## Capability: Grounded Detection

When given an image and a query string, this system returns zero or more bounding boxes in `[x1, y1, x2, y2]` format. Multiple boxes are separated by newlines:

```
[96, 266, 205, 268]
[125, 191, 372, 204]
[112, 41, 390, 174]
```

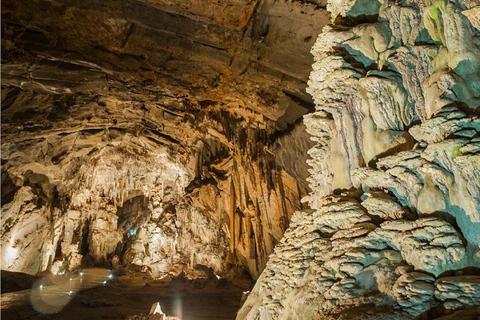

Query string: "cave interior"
[2, 0, 480, 319]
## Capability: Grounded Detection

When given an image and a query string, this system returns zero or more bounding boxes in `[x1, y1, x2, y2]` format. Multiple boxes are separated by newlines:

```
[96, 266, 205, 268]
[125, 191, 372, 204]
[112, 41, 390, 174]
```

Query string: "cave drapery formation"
[2, 0, 480, 319]
[1, 0, 329, 280]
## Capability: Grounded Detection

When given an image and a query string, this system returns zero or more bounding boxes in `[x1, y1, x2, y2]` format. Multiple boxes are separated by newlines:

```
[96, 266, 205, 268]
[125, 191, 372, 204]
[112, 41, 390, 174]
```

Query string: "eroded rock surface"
[239, 0, 480, 318]
[0, 65, 307, 279]
[1, 0, 331, 280]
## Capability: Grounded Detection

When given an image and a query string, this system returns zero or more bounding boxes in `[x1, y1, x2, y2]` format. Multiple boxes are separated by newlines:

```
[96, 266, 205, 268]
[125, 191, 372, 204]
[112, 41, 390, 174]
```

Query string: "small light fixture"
[128, 227, 137, 237]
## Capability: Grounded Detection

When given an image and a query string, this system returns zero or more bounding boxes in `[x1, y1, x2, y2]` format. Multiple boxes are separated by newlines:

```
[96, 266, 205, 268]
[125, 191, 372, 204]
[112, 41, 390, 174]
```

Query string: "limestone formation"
[238, 0, 480, 318]
[435, 276, 480, 309]
[1, 0, 329, 280]
[2, 0, 480, 318]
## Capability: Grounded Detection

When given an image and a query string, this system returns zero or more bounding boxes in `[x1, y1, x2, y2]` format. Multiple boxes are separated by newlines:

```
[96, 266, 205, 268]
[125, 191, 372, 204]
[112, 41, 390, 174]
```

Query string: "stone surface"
[1, 271, 245, 319]
[2, 0, 480, 318]
[238, 0, 480, 318]
[1, 0, 330, 280]
[435, 276, 480, 309]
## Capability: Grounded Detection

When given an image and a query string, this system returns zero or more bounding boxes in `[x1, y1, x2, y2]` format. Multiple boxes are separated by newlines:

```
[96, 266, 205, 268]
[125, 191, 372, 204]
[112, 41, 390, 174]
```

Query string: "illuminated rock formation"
[238, 0, 480, 318]
[2, 0, 480, 318]
[1, 0, 330, 279]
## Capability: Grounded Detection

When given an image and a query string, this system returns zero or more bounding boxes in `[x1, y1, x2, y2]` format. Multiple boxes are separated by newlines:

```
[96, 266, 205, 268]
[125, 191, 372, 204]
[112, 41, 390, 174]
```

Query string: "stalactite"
[229, 179, 236, 255]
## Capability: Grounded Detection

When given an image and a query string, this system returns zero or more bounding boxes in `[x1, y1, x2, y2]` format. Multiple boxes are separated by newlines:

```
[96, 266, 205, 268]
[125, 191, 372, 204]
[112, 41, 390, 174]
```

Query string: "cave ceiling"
[1, 0, 331, 186]
[2, 0, 328, 128]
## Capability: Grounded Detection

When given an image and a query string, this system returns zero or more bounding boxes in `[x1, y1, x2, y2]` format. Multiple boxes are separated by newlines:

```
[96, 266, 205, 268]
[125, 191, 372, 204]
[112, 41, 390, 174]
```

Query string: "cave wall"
[238, 0, 480, 318]
[1, 0, 330, 279]
[0, 65, 307, 279]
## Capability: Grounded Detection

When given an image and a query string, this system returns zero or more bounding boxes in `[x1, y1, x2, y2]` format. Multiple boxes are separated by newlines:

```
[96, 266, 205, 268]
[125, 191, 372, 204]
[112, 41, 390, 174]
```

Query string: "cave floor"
[1, 271, 247, 320]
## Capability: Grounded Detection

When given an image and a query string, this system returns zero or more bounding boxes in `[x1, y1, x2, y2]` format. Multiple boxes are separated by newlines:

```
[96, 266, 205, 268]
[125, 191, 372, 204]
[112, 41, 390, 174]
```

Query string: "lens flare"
[30, 268, 112, 314]
[31, 278, 76, 314]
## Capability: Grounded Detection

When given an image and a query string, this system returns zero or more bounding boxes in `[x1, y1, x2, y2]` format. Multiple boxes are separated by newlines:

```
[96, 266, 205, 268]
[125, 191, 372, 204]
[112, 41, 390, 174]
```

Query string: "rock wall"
[1, 0, 333, 279]
[238, 0, 480, 318]
[0, 60, 309, 279]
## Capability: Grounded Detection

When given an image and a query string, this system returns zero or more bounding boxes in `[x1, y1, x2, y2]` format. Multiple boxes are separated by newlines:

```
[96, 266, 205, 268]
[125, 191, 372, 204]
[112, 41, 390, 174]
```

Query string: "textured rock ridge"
[238, 0, 480, 318]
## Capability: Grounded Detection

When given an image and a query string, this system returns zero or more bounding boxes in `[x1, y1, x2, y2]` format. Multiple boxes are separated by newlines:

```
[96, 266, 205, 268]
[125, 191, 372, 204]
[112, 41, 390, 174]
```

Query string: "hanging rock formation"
[1, 0, 331, 279]
[238, 0, 480, 318]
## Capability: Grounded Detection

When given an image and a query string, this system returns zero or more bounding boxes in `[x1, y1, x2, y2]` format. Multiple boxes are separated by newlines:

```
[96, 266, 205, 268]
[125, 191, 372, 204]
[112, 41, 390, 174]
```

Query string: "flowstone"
[238, 0, 480, 318]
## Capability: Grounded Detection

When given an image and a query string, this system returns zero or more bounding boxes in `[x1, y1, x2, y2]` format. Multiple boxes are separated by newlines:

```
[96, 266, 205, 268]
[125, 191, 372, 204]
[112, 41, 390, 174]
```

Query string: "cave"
[1, 0, 480, 319]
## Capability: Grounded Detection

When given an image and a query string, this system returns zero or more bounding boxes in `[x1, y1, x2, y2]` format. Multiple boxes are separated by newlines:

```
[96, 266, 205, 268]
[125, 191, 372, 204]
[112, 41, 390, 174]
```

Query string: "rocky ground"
[1, 269, 249, 320]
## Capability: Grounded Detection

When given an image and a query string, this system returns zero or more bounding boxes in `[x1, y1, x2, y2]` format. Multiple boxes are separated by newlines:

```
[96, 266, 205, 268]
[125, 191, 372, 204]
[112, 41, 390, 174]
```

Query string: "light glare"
[6, 246, 18, 262]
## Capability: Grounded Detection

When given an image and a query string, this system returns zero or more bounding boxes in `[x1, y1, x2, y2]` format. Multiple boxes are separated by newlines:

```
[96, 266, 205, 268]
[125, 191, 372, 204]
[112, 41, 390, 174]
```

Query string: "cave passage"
[3, 0, 480, 319]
